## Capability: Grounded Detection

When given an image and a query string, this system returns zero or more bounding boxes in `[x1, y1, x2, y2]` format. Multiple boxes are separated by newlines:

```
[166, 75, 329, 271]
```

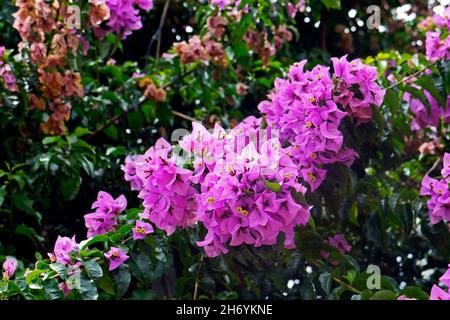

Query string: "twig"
[425, 156, 442, 177]
[385, 61, 438, 91]
[86, 108, 196, 141]
[146, 0, 171, 64]
[193, 254, 204, 300]
[309, 259, 361, 295]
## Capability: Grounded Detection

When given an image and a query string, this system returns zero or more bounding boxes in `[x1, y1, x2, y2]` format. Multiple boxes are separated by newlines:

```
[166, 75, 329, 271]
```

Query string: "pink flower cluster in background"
[420, 153, 450, 225]
[0, 46, 17, 92]
[423, 7, 450, 61]
[104, 0, 154, 39]
[320, 233, 352, 266]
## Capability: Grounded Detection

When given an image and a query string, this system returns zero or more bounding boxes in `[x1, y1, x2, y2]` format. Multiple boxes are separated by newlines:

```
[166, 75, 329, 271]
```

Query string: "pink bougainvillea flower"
[430, 285, 450, 300]
[104, 0, 154, 39]
[48, 236, 78, 265]
[132, 220, 154, 240]
[104, 247, 129, 271]
[321, 234, 352, 266]
[2, 257, 17, 280]
[420, 153, 450, 225]
[84, 191, 127, 237]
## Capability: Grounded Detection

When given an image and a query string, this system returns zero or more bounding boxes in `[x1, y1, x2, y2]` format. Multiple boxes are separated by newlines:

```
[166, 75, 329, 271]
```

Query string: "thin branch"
[193, 254, 204, 300]
[385, 61, 438, 91]
[146, 0, 171, 63]
[425, 156, 442, 177]
[309, 259, 361, 295]
[86, 108, 196, 141]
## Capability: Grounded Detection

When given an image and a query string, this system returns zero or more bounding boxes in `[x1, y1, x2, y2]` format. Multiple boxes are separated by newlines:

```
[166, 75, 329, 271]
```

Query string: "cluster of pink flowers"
[422, 7, 450, 62]
[210, 0, 233, 11]
[0, 46, 18, 92]
[2, 258, 17, 280]
[320, 233, 352, 266]
[288, 0, 306, 18]
[332, 55, 386, 124]
[121, 138, 198, 235]
[404, 89, 450, 131]
[185, 122, 310, 257]
[258, 58, 365, 191]
[430, 264, 450, 300]
[420, 153, 450, 225]
[104, 0, 153, 39]
[48, 236, 79, 265]
[121, 118, 311, 257]
[84, 191, 127, 237]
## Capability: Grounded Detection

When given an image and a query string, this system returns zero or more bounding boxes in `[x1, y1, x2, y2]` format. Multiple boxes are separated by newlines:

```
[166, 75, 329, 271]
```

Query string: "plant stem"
[385, 61, 438, 91]
[193, 254, 204, 300]
[309, 259, 362, 295]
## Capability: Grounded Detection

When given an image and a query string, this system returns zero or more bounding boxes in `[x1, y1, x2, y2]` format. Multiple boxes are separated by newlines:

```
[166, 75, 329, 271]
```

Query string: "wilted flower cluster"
[258, 59, 365, 190]
[12, 0, 110, 135]
[404, 88, 450, 131]
[243, 25, 293, 65]
[104, 0, 153, 39]
[171, 33, 228, 68]
[420, 153, 450, 225]
[84, 191, 127, 237]
[137, 76, 167, 102]
[430, 264, 450, 300]
[0, 46, 18, 92]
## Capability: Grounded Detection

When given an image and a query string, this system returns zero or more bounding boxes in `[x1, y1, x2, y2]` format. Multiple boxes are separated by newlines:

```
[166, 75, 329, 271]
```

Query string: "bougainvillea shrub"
[0, 0, 450, 300]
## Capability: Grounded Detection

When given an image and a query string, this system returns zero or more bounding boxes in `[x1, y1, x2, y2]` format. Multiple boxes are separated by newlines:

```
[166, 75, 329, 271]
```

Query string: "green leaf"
[78, 273, 98, 300]
[83, 260, 103, 281]
[44, 279, 64, 300]
[72, 127, 92, 138]
[321, 0, 341, 10]
[60, 175, 81, 201]
[104, 125, 119, 140]
[319, 272, 332, 297]
[42, 136, 63, 145]
[15, 224, 44, 243]
[50, 263, 68, 281]
[299, 277, 316, 300]
[80, 234, 109, 249]
[0, 185, 6, 207]
[263, 179, 281, 192]
[369, 290, 398, 300]
[111, 267, 131, 299]
[399, 286, 429, 300]
[349, 203, 359, 227]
